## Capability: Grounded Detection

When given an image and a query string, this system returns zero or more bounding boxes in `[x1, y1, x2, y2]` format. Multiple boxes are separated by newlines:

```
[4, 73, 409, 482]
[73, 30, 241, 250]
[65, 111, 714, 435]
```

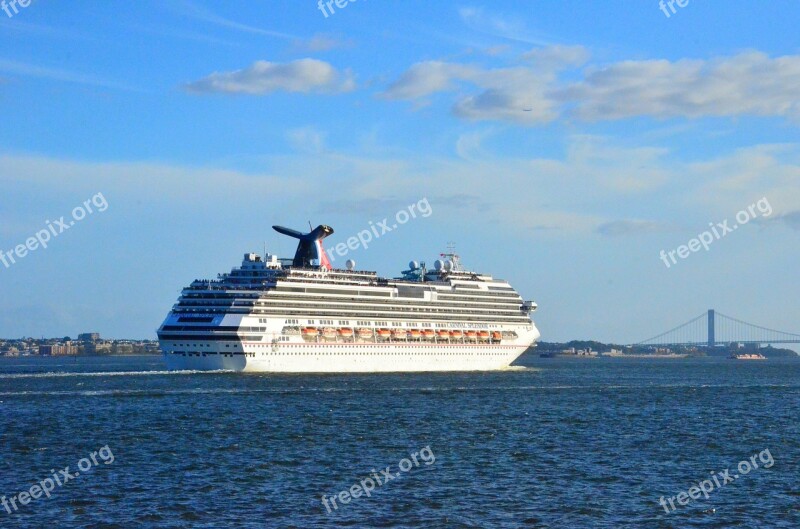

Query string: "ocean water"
[0, 354, 798, 528]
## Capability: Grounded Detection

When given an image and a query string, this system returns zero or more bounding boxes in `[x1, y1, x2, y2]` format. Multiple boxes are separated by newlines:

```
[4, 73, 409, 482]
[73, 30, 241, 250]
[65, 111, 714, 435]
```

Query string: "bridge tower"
[708, 309, 715, 348]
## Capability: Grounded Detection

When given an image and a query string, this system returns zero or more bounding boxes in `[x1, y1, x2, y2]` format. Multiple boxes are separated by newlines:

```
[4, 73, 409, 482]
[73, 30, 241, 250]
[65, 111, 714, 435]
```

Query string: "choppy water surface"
[1, 354, 798, 528]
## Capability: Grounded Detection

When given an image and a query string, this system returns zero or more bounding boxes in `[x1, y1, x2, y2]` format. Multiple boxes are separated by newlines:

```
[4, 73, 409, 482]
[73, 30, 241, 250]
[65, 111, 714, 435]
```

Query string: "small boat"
[466, 330, 478, 339]
[338, 328, 354, 337]
[478, 331, 490, 341]
[437, 330, 450, 338]
[302, 327, 318, 336]
[450, 330, 463, 339]
[358, 328, 373, 338]
[409, 329, 421, 339]
[491, 331, 502, 341]
[377, 329, 391, 338]
[322, 328, 337, 338]
[392, 330, 408, 339]
[422, 329, 435, 340]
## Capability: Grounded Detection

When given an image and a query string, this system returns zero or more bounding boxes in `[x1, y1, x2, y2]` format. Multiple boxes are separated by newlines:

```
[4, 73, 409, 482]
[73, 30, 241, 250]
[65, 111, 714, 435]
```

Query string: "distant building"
[78, 333, 100, 342]
[111, 342, 134, 355]
[39, 343, 76, 356]
[85, 341, 112, 355]
[1, 346, 20, 357]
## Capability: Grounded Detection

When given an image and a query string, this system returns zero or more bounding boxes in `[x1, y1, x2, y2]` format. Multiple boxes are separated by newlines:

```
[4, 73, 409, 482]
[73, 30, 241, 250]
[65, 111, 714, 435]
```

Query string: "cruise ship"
[157, 224, 540, 372]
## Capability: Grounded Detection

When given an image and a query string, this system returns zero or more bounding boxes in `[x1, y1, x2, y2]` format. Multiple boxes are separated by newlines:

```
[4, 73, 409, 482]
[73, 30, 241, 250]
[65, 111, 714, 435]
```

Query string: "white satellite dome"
[345, 259, 356, 270]
[409, 260, 419, 271]
[434, 259, 445, 271]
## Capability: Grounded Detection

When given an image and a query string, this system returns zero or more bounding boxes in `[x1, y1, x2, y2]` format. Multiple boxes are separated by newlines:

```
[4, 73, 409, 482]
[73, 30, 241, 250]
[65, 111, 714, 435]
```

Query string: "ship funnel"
[272, 224, 334, 269]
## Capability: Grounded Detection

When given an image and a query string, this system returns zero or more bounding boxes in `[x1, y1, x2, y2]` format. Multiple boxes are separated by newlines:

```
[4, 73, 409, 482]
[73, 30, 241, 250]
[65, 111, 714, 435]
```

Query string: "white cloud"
[383, 61, 479, 100]
[383, 60, 558, 124]
[561, 52, 800, 121]
[453, 83, 557, 124]
[384, 49, 800, 125]
[186, 59, 355, 95]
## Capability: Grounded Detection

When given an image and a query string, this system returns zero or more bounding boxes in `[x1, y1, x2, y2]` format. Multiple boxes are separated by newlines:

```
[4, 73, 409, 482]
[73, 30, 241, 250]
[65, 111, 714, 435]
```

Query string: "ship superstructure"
[158, 225, 540, 372]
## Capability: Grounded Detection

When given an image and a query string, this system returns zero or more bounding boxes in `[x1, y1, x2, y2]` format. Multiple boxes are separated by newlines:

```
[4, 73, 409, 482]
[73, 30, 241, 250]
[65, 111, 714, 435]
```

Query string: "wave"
[0, 387, 319, 397]
[0, 369, 232, 379]
[1, 382, 796, 398]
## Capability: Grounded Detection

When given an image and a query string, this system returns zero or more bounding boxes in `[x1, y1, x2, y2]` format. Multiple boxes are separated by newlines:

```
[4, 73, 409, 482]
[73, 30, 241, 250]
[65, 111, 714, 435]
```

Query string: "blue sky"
[0, 0, 798, 344]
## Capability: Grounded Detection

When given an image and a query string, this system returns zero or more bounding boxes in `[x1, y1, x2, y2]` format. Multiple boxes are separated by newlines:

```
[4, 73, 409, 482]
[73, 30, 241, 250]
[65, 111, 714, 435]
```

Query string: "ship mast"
[441, 241, 462, 271]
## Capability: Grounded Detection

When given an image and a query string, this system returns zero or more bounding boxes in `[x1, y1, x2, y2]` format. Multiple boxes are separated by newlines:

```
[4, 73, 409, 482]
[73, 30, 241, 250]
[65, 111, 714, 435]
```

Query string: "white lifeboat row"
[298, 327, 504, 342]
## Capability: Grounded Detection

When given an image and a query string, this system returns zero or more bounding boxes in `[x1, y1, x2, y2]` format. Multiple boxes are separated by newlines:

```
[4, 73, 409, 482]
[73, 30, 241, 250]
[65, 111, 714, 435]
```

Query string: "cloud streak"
[596, 220, 671, 237]
[176, 0, 295, 40]
[186, 59, 355, 95]
[0, 59, 138, 91]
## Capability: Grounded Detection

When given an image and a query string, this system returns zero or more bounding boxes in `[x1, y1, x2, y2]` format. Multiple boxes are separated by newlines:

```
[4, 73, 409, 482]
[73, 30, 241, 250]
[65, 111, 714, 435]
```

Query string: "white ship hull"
[162, 338, 536, 373]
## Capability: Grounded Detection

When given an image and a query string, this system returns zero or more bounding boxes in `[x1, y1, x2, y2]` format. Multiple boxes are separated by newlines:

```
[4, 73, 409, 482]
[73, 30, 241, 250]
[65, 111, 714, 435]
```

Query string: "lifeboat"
[322, 328, 337, 338]
[450, 330, 463, 339]
[478, 331, 490, 340]
[466, 330, 478, 339]
[358, 328, 373, 339]
[377, 328, 391, 338]
[409, 329, 421, 339]
[392, 329, 408, 339]
[492, 331, 502, 341]
[302, 327, 318, 337]
[422, 329, 435, 340]
[437, 330, 450, 338]
[338, 328, 354, 338]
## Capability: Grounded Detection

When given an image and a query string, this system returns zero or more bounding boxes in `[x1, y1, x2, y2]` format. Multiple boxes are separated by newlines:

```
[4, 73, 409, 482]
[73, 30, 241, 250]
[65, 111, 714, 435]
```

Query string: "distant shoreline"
[3, 338, 798, 359]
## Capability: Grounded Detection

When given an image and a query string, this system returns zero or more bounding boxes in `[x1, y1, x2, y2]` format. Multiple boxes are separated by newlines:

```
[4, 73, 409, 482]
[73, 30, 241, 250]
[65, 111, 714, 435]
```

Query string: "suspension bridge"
[633, 310, 800, 347]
